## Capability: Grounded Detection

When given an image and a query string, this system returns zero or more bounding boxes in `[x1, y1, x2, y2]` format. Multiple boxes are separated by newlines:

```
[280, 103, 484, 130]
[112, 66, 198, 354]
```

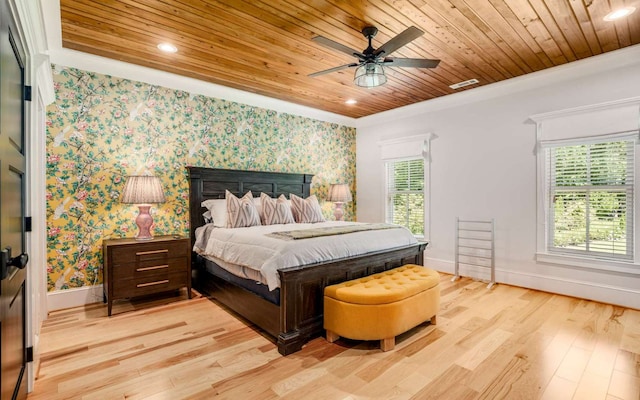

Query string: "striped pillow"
[225, 190, 261, 228]
[260, 193, 295, 225]
[290, 194, 325, 223]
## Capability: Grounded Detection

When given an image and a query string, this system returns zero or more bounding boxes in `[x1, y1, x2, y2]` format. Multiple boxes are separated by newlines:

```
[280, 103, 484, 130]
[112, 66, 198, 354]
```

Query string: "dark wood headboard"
[186, 167, 313, 245]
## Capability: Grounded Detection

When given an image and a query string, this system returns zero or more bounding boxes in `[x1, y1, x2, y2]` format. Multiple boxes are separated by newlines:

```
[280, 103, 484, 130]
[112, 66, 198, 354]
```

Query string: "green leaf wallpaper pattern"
[46, 65, 356, 291]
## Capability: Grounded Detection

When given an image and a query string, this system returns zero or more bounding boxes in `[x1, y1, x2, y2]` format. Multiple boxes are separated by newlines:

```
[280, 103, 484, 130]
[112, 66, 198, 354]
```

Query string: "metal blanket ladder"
[452, 217, 496, 289]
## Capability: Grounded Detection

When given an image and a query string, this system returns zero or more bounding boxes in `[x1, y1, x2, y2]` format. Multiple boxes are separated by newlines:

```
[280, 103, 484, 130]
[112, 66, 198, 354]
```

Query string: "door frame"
[5, 0, 55, 393]
[25, 83, 49, 391]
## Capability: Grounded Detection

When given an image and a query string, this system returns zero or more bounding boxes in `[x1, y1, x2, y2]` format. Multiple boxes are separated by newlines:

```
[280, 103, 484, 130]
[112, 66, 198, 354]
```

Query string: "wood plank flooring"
[29, 275, 640, 400]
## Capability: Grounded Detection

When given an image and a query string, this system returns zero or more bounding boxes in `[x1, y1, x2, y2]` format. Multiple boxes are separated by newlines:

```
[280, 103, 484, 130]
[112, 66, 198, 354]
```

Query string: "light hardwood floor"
[29, 275, 640, 400]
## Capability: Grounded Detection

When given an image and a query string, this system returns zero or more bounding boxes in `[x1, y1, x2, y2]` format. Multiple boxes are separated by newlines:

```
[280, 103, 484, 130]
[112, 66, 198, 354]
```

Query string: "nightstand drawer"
[112, 256, 188, 281]
[113, 270, 189, 298]
[111, 240, 189, 264]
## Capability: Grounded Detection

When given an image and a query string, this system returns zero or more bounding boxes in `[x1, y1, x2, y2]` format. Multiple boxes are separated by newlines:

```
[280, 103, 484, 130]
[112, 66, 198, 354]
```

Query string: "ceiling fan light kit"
[310, 25, 440, 88]
[354, 63, 387, 88]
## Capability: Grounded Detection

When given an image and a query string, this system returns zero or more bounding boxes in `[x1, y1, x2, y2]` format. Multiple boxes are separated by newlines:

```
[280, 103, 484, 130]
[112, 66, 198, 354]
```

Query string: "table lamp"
[121, 175, 166, 240]
[327, 183, 352, 221]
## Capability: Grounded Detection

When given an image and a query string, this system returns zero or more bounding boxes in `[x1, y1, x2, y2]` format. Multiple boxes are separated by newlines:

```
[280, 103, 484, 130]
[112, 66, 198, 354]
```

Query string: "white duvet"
[193, 221, 418, 291]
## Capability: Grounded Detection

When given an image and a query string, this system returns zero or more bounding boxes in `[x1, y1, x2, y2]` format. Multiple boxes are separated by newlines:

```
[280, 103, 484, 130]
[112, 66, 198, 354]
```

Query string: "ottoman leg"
[326, 330, 340, 343]
[431, 315, 437, 325]
[380, 337, 395, 352]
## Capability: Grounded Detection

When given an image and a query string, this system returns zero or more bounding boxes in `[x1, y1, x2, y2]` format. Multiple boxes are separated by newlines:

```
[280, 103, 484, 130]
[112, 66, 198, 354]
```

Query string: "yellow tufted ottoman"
[324, 264, 440, 351]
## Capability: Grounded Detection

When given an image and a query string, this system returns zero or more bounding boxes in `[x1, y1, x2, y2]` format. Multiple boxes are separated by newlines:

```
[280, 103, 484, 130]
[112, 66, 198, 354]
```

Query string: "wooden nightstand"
[103, 235, 191, 316]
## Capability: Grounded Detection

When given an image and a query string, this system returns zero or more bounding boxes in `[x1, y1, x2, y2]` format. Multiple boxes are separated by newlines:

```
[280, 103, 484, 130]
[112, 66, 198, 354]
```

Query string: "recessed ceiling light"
[157, 43, 178, 53]
[603, 6, 636, 21]
[345, 99, 357, 105]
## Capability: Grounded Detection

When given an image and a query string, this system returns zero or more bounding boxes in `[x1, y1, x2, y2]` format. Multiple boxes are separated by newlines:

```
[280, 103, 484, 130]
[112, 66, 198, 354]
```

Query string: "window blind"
[386, 158, 425, 236]
[546, 135, 635, 260]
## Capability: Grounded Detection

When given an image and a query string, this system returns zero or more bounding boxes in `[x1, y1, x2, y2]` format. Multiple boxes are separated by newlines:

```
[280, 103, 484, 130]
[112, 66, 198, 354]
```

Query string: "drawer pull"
[136, 264, 169, 272]
[136, 280, 169, 288]
[136, 249, 169, 256]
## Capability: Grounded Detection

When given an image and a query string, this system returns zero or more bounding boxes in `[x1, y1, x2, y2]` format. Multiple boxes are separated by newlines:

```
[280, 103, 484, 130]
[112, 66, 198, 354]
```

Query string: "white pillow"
[201, 198, 227, 228]
[253, 197, 262, 219]
[202, 196, 261, 228]
[260, 193, 295, 225]
[225, 190, 261, 228]
[290, 194, 325, 223]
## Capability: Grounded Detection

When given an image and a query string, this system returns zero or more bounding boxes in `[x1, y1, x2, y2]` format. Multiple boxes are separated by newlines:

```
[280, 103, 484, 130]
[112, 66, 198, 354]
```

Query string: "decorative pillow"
[201, 198, 227, 228]
[203, 210, 213, 224]
[290, 194, 325, 223]
[225, 190, 261, 228]
[260, 193, 295, 225]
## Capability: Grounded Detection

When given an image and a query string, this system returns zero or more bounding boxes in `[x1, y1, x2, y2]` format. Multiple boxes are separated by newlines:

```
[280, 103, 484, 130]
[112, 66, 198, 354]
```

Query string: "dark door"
[0, 0, 28, 398]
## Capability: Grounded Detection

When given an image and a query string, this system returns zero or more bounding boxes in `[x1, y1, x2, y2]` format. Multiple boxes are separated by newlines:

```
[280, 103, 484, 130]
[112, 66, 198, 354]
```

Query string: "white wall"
[356, 44, 640, 310]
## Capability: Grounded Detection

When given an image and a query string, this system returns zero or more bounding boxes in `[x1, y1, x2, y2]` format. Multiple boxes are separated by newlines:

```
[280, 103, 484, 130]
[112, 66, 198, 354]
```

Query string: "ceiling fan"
[309, 26, 440, 88]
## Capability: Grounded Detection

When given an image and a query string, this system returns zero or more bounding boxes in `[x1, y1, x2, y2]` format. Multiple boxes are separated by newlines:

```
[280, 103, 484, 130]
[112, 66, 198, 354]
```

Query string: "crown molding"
[528, 96, 640, 122]
[356, 44, 640, 129]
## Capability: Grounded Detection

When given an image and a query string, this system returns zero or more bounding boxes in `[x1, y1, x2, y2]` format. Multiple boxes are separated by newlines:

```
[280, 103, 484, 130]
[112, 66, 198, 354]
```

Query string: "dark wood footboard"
[195, 242, 427, 355]
[277, 242, 427, 355]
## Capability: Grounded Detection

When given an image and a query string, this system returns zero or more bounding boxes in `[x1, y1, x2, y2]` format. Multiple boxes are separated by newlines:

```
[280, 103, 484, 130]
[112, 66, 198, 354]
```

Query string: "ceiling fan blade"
[381, 57, 440, 68]
[312, 36, 366, 59]
[374, 26, 424, 57]
[308, 63, 359, 77]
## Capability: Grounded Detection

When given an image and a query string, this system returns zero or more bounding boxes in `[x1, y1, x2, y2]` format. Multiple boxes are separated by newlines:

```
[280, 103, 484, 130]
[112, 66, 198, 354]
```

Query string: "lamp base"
[135, 204, 154, 240]
[333, 202, 345, 221]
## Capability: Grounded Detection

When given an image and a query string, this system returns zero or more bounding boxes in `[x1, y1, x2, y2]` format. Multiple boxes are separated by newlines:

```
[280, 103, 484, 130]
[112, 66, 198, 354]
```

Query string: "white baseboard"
[423, 257, 454, 273]
[47, 285, 104, 312]
[497, 269, 640, 310]
[425, 257, 640, 310]
[425, 257, 492, 281]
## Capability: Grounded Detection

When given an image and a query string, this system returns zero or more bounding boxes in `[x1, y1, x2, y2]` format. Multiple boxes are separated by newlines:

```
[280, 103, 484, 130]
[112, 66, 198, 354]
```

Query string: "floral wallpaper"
[46, 65, 356, 292]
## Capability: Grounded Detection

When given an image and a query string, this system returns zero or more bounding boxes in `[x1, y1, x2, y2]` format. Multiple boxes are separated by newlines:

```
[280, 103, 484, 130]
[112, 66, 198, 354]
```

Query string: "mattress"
[193, 221, 418, 291]
[199, 256, 281, 305]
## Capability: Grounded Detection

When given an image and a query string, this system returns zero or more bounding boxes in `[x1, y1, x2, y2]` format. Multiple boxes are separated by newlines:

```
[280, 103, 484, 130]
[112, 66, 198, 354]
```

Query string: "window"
[545, 135, 635, 261]
[532, 100, 640, 272]
[385, 158, 425, 236]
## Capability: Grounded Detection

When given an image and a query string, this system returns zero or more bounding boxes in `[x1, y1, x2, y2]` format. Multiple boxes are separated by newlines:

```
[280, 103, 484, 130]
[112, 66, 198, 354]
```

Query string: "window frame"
[378, 133, 434, 241]
[532, 105, 640, 275]
[384, 156, 428, 239]
[545, 136, 635, 261]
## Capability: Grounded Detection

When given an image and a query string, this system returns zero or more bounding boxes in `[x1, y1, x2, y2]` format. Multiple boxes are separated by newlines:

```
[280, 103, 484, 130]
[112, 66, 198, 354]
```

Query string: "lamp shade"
[354, 63, 387, 88]
[121, 175, 166, 204]
[327, 184, 352, 203]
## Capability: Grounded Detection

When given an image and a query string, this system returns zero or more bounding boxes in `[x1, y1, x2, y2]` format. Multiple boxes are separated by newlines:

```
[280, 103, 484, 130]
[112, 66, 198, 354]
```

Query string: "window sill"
[536, 252, 640, 275]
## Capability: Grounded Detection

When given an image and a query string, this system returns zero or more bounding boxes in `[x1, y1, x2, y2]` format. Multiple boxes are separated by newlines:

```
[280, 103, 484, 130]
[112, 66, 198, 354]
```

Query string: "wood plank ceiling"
[59, 0, 640, 118]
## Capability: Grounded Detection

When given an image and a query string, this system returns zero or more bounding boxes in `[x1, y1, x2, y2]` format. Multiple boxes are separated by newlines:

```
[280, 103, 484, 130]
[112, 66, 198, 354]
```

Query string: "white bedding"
[193, 221, 418, 291]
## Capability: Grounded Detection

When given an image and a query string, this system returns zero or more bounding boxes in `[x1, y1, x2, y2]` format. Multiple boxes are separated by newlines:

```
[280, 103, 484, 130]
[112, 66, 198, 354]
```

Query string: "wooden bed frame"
[187, 166, 427, 355]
